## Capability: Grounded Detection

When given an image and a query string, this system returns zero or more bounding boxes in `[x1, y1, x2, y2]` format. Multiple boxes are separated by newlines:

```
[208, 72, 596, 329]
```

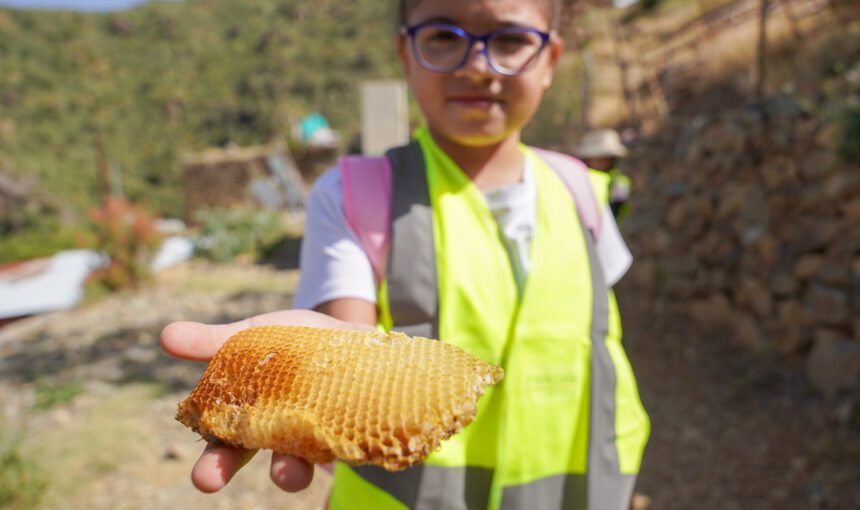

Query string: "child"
[577, 128, 633, 220]
[161, 0, 650, 508]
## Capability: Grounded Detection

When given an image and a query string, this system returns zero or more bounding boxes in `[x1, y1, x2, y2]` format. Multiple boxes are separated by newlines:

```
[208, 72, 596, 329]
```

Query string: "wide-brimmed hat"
[576, 128, 628, 158]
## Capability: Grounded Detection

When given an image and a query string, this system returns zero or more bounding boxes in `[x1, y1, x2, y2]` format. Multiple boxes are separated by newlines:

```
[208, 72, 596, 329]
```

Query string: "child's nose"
[456, 41, 492, 79]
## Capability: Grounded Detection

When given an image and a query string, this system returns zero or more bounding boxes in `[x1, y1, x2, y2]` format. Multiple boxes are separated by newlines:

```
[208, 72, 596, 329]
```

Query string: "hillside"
[0, 0, 403, 218]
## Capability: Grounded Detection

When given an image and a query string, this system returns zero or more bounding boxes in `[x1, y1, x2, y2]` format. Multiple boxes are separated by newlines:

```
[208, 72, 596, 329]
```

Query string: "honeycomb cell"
[176, 326, 503, 471]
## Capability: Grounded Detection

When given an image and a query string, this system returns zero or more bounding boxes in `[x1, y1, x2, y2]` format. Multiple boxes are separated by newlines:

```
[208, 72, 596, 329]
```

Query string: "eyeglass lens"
[413, 25, 546, 75]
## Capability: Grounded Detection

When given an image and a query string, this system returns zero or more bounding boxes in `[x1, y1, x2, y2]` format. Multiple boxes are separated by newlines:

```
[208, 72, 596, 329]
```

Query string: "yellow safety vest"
[331, 127, 649, 510]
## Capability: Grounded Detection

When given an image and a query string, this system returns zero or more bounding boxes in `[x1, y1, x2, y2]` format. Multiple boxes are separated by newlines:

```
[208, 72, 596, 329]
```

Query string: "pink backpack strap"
[533, 148, 603, 242]
[339, 155, 392, 284]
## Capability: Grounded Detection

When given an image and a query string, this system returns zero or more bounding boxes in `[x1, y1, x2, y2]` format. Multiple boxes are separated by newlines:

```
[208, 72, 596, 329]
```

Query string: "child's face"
[584, 157, 617, 172]
[397, 0, 562, 148]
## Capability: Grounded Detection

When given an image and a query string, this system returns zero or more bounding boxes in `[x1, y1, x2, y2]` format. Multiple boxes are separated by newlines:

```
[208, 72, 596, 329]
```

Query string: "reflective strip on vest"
[331, 129, 648, 510]
[385, 142, 439, 340]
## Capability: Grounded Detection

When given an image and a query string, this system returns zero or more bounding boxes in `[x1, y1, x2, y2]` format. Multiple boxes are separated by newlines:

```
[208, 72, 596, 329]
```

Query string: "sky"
[0, 0, 151, 11]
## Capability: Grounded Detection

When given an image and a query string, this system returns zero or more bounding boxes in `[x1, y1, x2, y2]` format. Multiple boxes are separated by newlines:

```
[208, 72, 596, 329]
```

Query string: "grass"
[0, 429, 47, 510]
[23, 384, 165, 509]
[33, 379, 86, 411]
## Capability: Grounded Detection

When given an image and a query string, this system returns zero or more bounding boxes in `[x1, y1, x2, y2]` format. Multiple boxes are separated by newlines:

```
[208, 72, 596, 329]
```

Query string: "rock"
[737, 277, 773, 319]
[164, 442, 190, 461]
[665, 200, 686, 230]
[833, 399, 855, 427]
[632, 492, 652, 510]
[793, 254, 823, 279]
[804, 283, 850, 327]
[815, 121, 843, 151]
[641, 228, 672, 256]
[734, 314, 766, 352]
[814, 328, 843, 344]
[690, 293, 733, 324]
[771, 273, 798, 297]
[755, 234, 780, 267]
[823, 171, 860, 201]
[841, 200, 860, 222]
[775, 300, 808, 354]
[629, 258, 658, 292]
[792, 221, 841, 253]
[806, 338, 860, 398]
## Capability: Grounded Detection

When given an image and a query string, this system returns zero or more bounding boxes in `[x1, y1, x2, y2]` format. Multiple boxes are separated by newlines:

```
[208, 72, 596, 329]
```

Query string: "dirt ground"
[0, 261, 857, 509]
[617, 279, 860, 510]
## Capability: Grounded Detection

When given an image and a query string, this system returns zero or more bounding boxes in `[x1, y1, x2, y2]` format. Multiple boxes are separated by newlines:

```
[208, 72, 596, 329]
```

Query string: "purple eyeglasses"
[400, 22, 552, 76]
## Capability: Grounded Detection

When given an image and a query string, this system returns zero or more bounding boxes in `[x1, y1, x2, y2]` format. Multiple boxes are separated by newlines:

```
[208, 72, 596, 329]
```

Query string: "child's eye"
[426, 29, 463, 45]
[492, 32, 535, 49]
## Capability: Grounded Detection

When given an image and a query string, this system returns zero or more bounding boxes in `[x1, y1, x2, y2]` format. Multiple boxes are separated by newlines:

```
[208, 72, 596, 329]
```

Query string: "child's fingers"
[161, 311, 374, 362]
[160, 321, 230, 361]
[270, 453, 315, 492]
[190, 443, 258, 493]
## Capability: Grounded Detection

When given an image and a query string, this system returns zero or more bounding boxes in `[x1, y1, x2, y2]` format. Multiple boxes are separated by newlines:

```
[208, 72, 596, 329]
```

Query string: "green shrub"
[192, 207, 285, 264]
[0, 219, 83, 264]
[838, 105, 860, 162]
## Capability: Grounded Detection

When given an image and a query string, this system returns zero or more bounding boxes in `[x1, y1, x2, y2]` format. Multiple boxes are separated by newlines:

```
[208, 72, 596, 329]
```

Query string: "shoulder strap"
[339, 155, 392, 284]
[531, 148, 603, 242]
[340, 148, 603, 285]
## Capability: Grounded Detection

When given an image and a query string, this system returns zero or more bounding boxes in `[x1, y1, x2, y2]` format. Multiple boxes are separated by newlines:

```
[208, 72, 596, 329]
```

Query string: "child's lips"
[448, 95, 503, 109]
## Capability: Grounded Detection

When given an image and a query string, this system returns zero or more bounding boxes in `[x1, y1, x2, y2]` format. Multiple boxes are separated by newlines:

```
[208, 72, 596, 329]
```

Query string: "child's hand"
[160, 309, 374, 493]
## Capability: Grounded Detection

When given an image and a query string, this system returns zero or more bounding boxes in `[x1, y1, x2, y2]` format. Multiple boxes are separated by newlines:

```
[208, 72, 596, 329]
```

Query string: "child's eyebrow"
[410, 15, 457, 25]
[409, 16, 539, 31]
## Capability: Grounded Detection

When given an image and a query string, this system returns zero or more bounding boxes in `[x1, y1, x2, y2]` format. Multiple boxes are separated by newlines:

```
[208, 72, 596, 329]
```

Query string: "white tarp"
[0, 236, 194, 320]
[150, 236, 194, 272]
[0, 250, 106, 320]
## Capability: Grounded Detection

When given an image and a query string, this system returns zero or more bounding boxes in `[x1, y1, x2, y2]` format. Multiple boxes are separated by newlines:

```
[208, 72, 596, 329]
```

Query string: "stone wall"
[621, 95, 860, 396]
[182, 145, 307, 225]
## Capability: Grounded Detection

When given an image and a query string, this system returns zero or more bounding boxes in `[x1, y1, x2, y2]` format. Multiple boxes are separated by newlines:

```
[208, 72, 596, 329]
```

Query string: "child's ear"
[542, 36, 565, 89]
[396, 34, 411, 76]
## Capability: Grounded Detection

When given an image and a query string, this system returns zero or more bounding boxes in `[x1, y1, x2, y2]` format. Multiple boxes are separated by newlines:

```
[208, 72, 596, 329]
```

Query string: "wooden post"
[92, 127, 111, 202]
[755, 0, 770, 103]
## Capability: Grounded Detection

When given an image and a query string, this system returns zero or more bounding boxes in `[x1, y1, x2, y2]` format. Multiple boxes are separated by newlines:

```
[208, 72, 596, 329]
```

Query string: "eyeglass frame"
[399, 21, 553, 77]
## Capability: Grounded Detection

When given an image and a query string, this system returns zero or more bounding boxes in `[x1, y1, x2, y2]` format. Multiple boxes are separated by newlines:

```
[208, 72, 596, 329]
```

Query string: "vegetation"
[0, 0, 403, 220]
[86, 197, 163, 290]
[33, 378, 86, 411]
[0, 431, 46, 510]
[0, 214, 83, 264]
[0, 0, 590, 228]
[839, 106, 860, 163]
[192, 207, 285, 263]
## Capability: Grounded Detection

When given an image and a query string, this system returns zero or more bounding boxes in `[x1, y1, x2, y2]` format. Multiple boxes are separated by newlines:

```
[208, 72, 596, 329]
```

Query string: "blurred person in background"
[578, 128, 632, 220]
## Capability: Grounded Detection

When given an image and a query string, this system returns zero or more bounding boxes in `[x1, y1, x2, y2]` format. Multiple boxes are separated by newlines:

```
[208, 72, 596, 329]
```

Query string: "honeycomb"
[176, 325, 503, 471]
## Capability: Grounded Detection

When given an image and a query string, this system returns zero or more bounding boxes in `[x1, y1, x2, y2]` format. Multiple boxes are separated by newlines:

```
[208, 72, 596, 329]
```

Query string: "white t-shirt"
[294, 164, 632, 310]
